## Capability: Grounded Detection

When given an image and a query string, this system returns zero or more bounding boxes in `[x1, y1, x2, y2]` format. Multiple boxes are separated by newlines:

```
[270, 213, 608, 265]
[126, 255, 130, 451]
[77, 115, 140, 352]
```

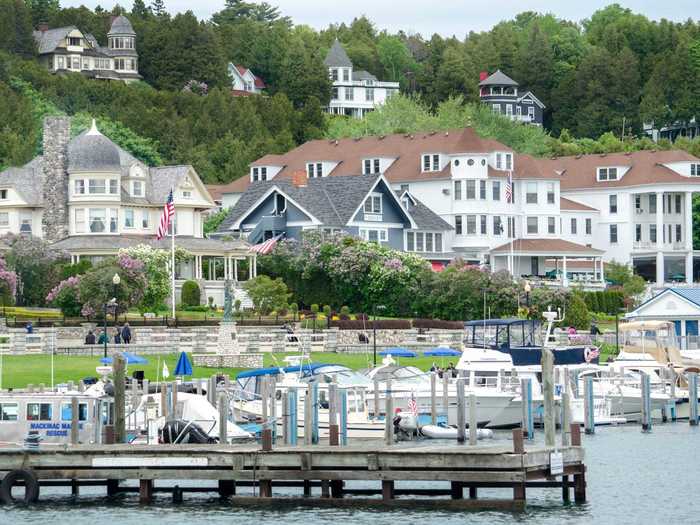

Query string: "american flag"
[250, 233, 283, 255]
[156, 189, 175, 240]
[407, 392, 418, 416]
[505, 171, 513, 203]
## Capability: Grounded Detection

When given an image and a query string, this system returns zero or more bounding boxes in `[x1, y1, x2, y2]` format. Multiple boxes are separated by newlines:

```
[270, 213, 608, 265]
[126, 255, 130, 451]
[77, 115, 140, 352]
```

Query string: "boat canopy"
[619, 320, 673, 332]
[235, 363, 343, 380]
[464, 318, 542, 350]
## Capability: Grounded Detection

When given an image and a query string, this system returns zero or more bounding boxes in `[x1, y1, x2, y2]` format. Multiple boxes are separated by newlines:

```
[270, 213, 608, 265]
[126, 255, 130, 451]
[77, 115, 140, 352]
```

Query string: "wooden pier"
[0, 428, 586, 510]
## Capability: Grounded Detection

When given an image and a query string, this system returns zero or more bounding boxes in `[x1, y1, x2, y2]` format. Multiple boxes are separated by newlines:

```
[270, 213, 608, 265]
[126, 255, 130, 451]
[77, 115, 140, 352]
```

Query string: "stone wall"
[41, 116, 71, 242]
[193, 353, 263, 368]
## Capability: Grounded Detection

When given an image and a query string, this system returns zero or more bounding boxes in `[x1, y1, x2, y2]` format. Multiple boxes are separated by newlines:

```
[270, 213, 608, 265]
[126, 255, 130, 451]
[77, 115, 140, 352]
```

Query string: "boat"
[420, 424, 494, 440]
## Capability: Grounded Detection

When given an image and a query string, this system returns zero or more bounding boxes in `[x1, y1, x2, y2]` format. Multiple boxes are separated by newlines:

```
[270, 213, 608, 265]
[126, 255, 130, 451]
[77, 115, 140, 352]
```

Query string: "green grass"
[0, 351, 450, 389]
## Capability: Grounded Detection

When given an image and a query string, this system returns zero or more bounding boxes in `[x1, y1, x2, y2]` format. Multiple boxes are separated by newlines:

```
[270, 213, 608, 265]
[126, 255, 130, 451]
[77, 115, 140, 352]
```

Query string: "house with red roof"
[227, 63, 265, 96]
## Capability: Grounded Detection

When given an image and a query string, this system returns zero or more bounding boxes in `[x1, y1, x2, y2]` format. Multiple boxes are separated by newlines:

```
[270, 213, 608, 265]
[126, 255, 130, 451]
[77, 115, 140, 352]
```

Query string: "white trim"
[345, 175, 418, 229]
[229, 186, 323, 230]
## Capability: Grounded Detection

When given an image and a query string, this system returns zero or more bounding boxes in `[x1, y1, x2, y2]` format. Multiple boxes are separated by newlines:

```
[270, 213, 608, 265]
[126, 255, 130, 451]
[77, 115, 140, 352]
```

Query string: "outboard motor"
[393, 411, 419, 441]
[160, 419, 217, 444]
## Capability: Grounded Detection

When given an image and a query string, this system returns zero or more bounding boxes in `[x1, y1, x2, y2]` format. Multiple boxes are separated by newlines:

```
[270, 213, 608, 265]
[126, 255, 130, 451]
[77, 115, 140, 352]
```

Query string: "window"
[609, 194, 617, 214]
[548, 217, 555, 234]
[57, 56, 64, 68]
[141, 210, 149, 229]
[675, 194, 682, 214]
[635, 195, 641, 211]
[182, 191, 192, 199]
[435, 233, 442, 252]
[492, 181, 501, 201]
[332, 87, 338, 100]
[480, 215, 487, 235]
[479, 180, 487, 200]
[132, 181, 143, 197]
[89, 208, 106, 233]
[526, 182, 538, 204]
[363, 158, 381, 175]
[492, 104, 500, 114]
[507, 217, 514, 238]
[307, 162, 323, 178]
[505, 104, 513, 116]
[252, 167, 267, 182]
[342, 69, 349, 81]
[597, 167, 618, 181]
[649, 194, 657, 214]
[585, 218, 592, 235]
[20, 212, 32, 234]
[68, 37, 81, 46]
[635, 224, 642, 242]
[75, 209, 85, 233]
[570, 218, 577, 235]
[466, 215, 476, 235]
[109, 179, 118, 195]
[88, 179, 106, 194]
[331, 68, 338, 81]
[74, 180, 85, 195]
[364, 194, 382, 214]
[61, 403, 88, 421]
[691, 163, 700, 176]
[27, 403, 52, 421]
[454, 180, 461, 200]
[416, 232, 424, 251]
[650, 224, 657, 243]
[422, 154, 440, 172]
[610, 224, 618, 244]
[676, 224, 682, 243]
[425, 232, 434, 252]
[365, 88, 374, 101]
[455, 216, 462, 235]
[496, 153, 502, 170]
[0, 403, 18, 421]
[505, 153, 512, 170]
[493, 216, 502, 235]
[400, 184, 409, 192]
[466, 180, 476, 199]
[546, 183, 555, 204]
[72, 57, 80, 69]
[528, 106, 535, 119]
[527, 216, 538, 234]
[344, 87, 354, 101]
[124, 208, 134, 228]
[406, 231, 414, 251]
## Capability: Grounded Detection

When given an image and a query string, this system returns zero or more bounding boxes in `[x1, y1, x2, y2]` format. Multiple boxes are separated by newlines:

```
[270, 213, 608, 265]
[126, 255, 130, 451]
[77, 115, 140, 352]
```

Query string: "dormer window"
[132, 180, 143, 197]
[307, 162, 323, 178]
[597, 167, 618, 181]
[182, 191, 192, 199]
[364, 193, 382, 214]
[68, 37, 81, 46]
[422, 154, 440, 172]
[363, 158, 381, 175]
[505, 153, 512, 170]
[251, 167, 267, 182]
[496, 153, 502, 170]
[691, 163, 700, 176]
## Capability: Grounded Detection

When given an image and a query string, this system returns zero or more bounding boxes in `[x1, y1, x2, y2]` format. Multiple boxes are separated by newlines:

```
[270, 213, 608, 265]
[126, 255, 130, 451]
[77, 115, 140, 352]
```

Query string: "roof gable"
[479, 70, 518, 87]
[324, 40, 353, 67]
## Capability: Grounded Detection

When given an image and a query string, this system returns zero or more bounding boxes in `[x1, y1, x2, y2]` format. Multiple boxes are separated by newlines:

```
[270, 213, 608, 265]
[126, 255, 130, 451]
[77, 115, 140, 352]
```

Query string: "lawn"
[0, 351, 451, 389]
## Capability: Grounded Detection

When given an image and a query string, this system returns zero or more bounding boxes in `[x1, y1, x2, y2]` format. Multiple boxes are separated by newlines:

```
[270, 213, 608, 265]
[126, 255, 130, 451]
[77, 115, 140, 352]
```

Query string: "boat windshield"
[467, 320, 542, 349]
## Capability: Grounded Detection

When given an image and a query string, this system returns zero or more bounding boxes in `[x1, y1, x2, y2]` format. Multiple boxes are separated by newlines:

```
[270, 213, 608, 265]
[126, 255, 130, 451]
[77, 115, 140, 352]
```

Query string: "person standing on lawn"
[121, 322, 132, 344]
[98, 330, 108, 345]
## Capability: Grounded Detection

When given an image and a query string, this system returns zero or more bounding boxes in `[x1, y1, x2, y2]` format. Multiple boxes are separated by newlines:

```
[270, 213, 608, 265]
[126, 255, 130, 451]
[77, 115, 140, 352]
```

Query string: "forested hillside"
[0, 0, 699, 185]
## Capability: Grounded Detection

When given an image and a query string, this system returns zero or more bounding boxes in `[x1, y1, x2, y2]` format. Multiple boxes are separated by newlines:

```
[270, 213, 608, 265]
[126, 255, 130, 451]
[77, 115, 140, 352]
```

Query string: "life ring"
[0, 469, 40, 504]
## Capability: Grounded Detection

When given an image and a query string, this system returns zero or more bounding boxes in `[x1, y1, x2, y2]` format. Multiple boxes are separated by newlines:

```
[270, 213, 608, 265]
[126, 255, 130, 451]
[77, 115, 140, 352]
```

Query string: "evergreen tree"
[150, 0, 166, 18]
[131, 0, 150, 18]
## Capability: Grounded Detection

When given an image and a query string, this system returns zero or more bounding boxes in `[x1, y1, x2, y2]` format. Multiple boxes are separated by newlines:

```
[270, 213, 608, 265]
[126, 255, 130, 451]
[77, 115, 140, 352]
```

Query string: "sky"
[63, 0, 696, 36]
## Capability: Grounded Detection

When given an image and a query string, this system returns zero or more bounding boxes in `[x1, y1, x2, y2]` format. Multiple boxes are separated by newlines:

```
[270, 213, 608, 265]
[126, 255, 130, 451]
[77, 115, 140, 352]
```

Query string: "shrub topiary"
[181, 280, 200, 307]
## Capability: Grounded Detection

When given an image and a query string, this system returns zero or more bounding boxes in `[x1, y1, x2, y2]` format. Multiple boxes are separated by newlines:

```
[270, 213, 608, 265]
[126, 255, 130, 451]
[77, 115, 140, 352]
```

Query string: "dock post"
[304, 385, 313, 445]
[289, 387, 298, 446]
[259, 480, 272, 498]
[584, 376, 595, 435]
[641, 372, 652, 432]
[384, 378, 394, 445]
[171, 381, 178, 416]
[328, 383, 339, 446]
[218, 480, 235, 498]
[442, 372, 449, 421]
[70, 396, 79, 445]
[450, 482, 464, 500]
[208, 375, 217, 407]
[524, 378, 534, 440]
[456, 378, 465, 443]
[139, 479, 153, 504]
[561, 391, 571, 446]
[261, 376, 272, 451]
[430, 372, 437, 425]
[160, 383, 168, 418]
[218, 393, 228, 444]
[339, 388, 348, 446]
[282, 390, 289, 445]
[381, 480, 394, 501]
[512, 428, 526, 502]
[373, 378, 380, 420]
[71, 478, 79, 497]
[312, 382, 319, 444]
[196, 380, 203, 396]
[106, 479, 119, 497]
[468, 393, 477, 446]
[689, 372, 699, 426]
[542, 348, 555, 447]
[143, 379, 149, 398]
[113, 353, 126, 443]
[669, 367, 677, 421]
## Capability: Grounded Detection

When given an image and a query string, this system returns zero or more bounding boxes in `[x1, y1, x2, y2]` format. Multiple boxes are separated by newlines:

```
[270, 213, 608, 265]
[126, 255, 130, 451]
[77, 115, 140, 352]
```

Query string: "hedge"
[181, 280, 201, 307]
[332, 319, 412, 330]
[582, 290, 624, 315]
[413, 318, 464, 330]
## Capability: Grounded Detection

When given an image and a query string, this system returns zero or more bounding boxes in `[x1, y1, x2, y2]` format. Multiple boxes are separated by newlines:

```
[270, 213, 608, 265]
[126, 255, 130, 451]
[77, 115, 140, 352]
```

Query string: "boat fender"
[0, 469, 40, 504]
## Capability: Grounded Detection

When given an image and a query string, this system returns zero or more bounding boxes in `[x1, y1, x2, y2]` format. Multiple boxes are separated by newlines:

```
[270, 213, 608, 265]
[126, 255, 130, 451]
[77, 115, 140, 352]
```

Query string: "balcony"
[633, 241, 687, 252]
[245, 213, 286, 244]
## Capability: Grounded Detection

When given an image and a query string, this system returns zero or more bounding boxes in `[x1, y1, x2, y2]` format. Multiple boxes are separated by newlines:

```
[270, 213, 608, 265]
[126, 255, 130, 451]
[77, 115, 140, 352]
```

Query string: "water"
[4, 423, 698, 524]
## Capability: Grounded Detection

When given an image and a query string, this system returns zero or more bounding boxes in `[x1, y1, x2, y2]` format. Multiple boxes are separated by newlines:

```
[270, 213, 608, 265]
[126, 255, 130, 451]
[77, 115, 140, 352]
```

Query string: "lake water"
[3, 423, 698, 524]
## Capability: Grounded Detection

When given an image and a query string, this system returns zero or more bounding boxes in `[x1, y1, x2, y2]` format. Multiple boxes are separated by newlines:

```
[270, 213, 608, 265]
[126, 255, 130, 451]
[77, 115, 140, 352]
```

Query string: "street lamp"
[372, 304, 386, 367]
[524, 281, 531, 309]
[102, 273, 120, 359]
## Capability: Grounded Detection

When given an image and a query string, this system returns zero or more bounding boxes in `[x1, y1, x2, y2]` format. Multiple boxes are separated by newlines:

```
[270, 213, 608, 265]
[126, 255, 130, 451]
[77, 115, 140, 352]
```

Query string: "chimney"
[41, 116, 71, 241]
[291, 170, 307, 188]
[479, 71, 489, 81]
[37, 22, 49, 32]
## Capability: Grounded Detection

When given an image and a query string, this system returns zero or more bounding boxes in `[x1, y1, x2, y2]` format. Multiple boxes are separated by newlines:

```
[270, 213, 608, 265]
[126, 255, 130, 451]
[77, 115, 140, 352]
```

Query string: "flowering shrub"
[0, 255, 17, 303]
[46, 276, 82, 317]
[78, 257, 147, 317]
[182, 80, 208, 95]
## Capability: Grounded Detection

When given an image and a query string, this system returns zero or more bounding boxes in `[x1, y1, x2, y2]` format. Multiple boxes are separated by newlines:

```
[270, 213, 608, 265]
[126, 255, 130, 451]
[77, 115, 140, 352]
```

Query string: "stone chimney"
[291, 170, 307, 188]
[41, 117, 71, 241]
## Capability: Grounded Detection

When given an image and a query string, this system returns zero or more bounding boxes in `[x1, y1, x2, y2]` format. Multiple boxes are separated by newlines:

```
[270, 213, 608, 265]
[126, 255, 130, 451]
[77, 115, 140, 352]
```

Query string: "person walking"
[85, 330, 96, 345]
[121, 322, 132, 344]
[97, 330, 108, 345]
[113, 328, 121, 344]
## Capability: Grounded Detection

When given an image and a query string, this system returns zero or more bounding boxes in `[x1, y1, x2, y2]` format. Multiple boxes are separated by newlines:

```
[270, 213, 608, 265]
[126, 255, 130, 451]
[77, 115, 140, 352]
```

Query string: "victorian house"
[33, 15, 141, 83]
[0, 117, 254, 305]
[228, 63, 265, 96]
[479, 70, 545, 126]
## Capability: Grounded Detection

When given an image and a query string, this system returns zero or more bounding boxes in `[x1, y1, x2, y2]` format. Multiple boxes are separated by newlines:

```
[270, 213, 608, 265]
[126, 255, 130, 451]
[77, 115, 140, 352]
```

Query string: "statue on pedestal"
[223, 279, 233, 323]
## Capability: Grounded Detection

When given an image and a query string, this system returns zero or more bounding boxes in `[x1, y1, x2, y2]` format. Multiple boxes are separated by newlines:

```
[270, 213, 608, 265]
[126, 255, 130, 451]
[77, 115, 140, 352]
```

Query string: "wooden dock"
[0, 429, 586, 510]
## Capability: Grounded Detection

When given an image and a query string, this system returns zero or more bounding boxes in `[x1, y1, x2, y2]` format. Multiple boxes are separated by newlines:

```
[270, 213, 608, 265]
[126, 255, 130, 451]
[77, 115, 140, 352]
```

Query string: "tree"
[181, 280, 200, 306]
[376, 35, 416, 83]
[46, 276, 81, 316]
[131, 0, 150, 18]
[564, 291, 590, 329]
[244, 275, 291, 315]
[6, 236, 66, 306]
[605, 260, 633, 286]
[203, 209, 229, 235]
[77, 257, 147, 317]
[150, 0, 166, 17]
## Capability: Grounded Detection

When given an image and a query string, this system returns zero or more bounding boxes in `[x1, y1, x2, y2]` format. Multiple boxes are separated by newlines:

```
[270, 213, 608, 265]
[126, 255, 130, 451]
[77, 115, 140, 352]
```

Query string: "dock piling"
[430, 372, 437, 425]
[541, 348, 555, 447]
[688, 372, 699, 426]
[70, 396, 79, 445]
[311, 382, 319, 445]
[583, 376, 595, 435]
[282, 390, 289, 445]
[561, 391, 571, 446]
[339, 388, 348, 446]
[521, 378, 534, 440]
[442, 373, 449, 421]
[669, 367, 677, 421]
[304, 385, 313, 445]
[113, 353, 126, 443]
[456, 378, 465, 443]
[384, 378, 394, 445]
[468, 393, 477, 446]
[160, 383, 167, 419]
[171, 381, 178, 416]
[289, 387, 298, 446]
[512, 428, 526, 501]
[218, 393, 228, 444]
[139, 479, 153, 504]
[373, 378, 380, 420]
[328, 383, 339, 446]
[641, 372, 652, 432]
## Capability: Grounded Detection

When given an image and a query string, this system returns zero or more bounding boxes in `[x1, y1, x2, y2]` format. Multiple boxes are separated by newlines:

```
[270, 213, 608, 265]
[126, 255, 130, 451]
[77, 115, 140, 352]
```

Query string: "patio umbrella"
[378, 348, 416, 358]
[100, 351, 148, 365]
[424, 347, 461, 357]
[174, 351, 193, 377]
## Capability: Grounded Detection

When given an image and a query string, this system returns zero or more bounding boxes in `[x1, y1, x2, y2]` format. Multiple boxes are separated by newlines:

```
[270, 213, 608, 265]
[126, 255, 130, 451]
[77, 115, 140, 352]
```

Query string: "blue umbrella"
[174, 351, 193, 377]
[424, 347, 461, 357]
[378, 348, 416, 358]
[100, 351, 148, 365]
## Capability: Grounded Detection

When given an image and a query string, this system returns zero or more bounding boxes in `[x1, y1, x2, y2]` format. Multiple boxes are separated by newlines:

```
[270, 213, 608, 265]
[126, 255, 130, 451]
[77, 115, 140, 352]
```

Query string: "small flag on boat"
[156, 189, 175, 240]
[408, 392, 418, 415]
[250, 233, 283, 255]
[162, 361, 170, 379]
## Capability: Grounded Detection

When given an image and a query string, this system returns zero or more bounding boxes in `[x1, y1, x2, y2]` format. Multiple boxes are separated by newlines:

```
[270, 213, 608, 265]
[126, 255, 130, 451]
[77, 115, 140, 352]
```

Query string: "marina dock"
[0, 428, 586, 510]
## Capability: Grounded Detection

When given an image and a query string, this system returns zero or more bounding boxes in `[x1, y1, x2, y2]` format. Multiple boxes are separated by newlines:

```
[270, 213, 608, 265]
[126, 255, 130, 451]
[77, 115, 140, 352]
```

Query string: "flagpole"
[171, 203, 176, 321]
